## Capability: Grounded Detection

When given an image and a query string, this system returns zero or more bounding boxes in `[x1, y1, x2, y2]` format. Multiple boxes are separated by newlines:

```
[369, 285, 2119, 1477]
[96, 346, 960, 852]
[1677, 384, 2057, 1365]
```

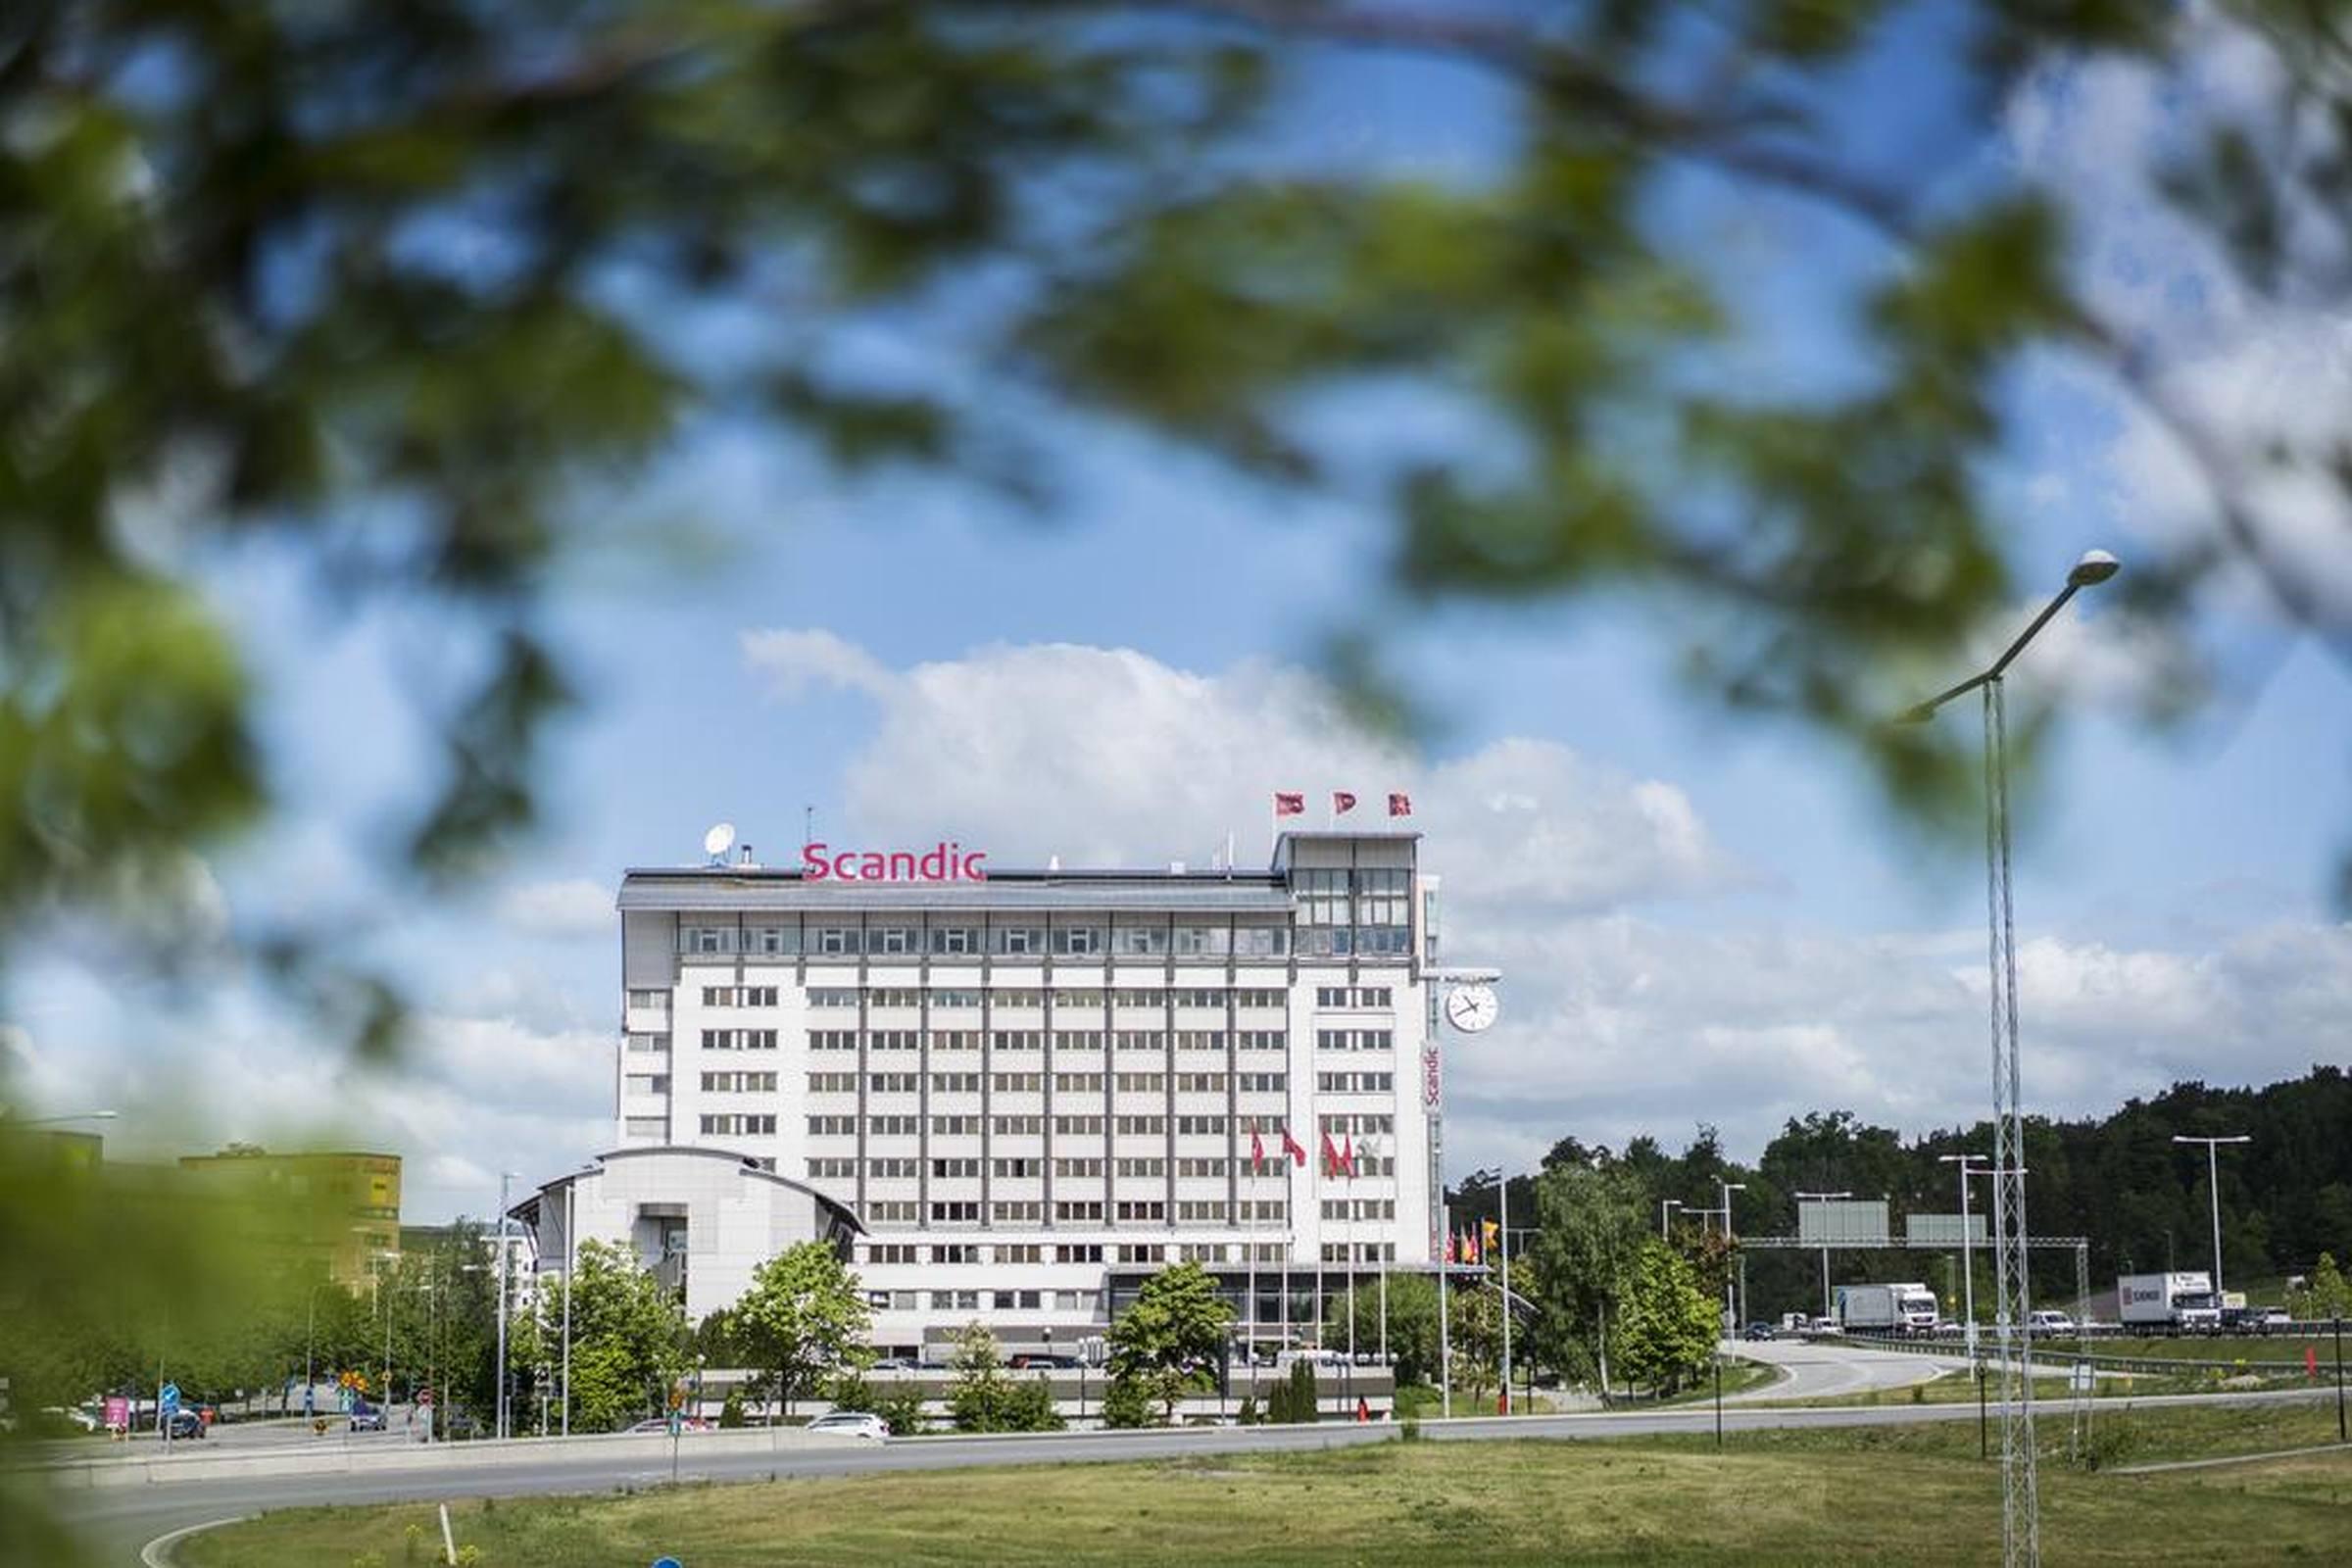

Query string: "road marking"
[140, 1514, 252, 1566]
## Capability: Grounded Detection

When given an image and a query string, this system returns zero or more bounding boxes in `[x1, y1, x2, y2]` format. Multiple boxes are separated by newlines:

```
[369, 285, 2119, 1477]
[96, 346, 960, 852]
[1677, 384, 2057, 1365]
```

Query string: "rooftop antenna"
[703, 821, 736, 866]
[804, 804, 813, 846]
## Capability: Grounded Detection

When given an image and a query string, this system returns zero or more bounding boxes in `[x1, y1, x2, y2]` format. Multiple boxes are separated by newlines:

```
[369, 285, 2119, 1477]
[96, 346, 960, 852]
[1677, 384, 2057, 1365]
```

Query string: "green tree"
[1617, 1241, 1721, 1395]
[1449, 1288, 1506, 1409]
[1523, 1160, 1651, 1390]
[2292, 1253, 2352, 1321]
[720, 1242, 871, 1424]
[1340, 1275, 1441, 1388]
[1099, 1370, 1159, 1430]
[1285, 1359, 1322, 1425]
[1105, 1260, 1234, 1424]
[530, 1240, 689, 1433]
[947, 1322, 1063, 1433]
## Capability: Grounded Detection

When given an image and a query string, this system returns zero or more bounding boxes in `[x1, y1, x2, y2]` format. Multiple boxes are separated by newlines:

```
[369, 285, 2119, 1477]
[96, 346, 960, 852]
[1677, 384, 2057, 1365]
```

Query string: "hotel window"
[992, 1072, 1043, 1093]
[1054, 1029, 1104, 1052]
[749, 924, 799, 956]
[931, 1244, 980, 1264]
[1113, 1030, 1165, 1054]
[1234, 989, 1286, 1009]
[700, 1113, 776, 1136]
[867, 1201, 917, 1223]
[627, 989, 668, 1009]
[807, 1115, 857, 1136]
[1052, 988, 1103, 1008]
[1176, 1030, 1224, 1052]
[1054, 1114, 1104, 1135]
[869, 1073, 918, 1093]
[1114, 1157, 1164, 1177]
[679, 924, 735, 955]
[996, 1244, 1045, 1264]
[1237, 1072, 1287, 1093]
[1295, 867, 1348, 926]
[869, 1115, 920, 1136]
[992, 925, 1044, 956]
[872, 927, 917, 956]
[808, 1030, 858, 1053]
[869, 989, 923, 1008]
[992, 1203, 1044, 1226]
[1057, 1244, 1104, 1263]
[625, 1033, 669, 1054]
[1114, 1200, 1165, 1222]
[1178, 1200, 1229, 1223]
[868, 1158, 918, 1179]
[1176, 1115, 1228, 1136]
[1177, 1156, 1230, 1178]
[1055, 1200, 1104, 1223]
[1242, 1199, 1288, 1222]
[1113, 1072, 1165, 1094]
[1052, 925, 1102, 956]
[993, 1158, 1044, 1179]
[932, 989, 983, 1008]
[808, 988, 859, 1008]
[993, 990, 1045, 1009]
[930, 1072, 982, 1093]
[804, 1072, 855, 1093]
[992, 1114, 1044, 1135]
[1237, 1030, 1287, 1052]
[1355, 866, 1411, 928]
[1232, 926, 1289, 957]
[624, 1116, 666, 1138]
[807, 1157, 856, 1180]
[1113, 1115, 1165, 1136]
[864, 1244, 920, 1264]
[1172, 927, 1229, 957]
[1171, 988, 1225, 1008]
[1053, 1071, 1104, 1094]
[990, 1030, 1043, 1053]
[930, 1288, 981, 1309]
[931, 1114, 980, 1136]
[870, 1030, 920, 1052]
[1111, 988, 1162, 1007]
[1054, 1157, 1103, 1177]
[931, 1157, 981, 1179]
[813, 927, 858, 956]
[1175, 1073, 1226, 1093]
[929, 1202, 981, 1225]
[1112, 925, 1168, 956]
[929, 926, 979, 956]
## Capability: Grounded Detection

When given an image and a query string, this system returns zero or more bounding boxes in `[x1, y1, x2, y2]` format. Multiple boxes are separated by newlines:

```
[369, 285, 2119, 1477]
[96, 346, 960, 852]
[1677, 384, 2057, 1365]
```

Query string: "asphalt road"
[1720, 1337, 1977, 1402]
[55, 1376, 2337, 1564]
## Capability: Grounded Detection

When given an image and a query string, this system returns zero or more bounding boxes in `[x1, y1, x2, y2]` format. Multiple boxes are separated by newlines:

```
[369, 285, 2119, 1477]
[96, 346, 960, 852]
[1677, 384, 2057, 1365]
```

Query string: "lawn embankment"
[182, 1400, 2351, 1566]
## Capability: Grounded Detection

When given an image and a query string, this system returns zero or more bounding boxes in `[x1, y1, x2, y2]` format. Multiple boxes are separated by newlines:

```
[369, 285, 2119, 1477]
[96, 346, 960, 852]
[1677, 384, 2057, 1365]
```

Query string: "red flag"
[1250, 1127, 1265, 1172]
[1281, 1127, 1308, 1167]
[1332, 791, 1357, 816]
[1273, 792, 1305, 817]
[1321, 1131, 1344, 1175]
[1341, 1134, 1356, 1177]
[1388, 791, 1412, 817]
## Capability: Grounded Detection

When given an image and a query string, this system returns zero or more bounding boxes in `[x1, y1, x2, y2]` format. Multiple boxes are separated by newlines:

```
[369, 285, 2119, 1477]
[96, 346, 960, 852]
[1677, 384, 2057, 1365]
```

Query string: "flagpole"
[1498, 1177, 1514, 1415]
[1439, 1203, 1452, 1420]
[1376, 1136, 1389, 1372]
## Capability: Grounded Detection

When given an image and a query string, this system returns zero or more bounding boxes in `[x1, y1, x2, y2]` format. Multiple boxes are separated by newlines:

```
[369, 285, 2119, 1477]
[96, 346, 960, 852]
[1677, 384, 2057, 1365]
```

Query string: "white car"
[2027, 1310, 2076, 1335]
[806, 1410, 889, 1442]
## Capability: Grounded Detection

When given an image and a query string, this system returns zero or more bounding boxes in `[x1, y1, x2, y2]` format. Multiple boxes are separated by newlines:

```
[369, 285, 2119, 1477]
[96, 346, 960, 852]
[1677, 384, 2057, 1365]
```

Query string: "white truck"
[1837, 1282, 1940, 1335]
[2117, 1272, 2222, 1334]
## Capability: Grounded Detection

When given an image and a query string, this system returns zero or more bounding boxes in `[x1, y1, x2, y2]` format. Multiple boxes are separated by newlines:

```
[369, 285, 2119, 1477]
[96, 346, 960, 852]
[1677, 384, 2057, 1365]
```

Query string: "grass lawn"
[184, 1400, 2352, 1567]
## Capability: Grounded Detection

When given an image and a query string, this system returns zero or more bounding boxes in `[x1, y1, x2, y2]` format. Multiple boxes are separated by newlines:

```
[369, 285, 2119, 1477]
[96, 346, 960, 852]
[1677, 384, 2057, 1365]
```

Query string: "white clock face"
[1445, 984, 1498, 1034]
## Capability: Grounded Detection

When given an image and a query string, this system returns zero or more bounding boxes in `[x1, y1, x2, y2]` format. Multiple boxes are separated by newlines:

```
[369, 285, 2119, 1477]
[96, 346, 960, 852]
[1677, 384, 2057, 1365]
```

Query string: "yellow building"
[175, 1147, 403, 1288]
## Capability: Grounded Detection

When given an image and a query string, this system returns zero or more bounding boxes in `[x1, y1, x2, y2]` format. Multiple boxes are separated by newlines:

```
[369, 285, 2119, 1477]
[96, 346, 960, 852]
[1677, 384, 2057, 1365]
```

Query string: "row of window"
[702, 986, 781, 1007]
[682, 923, 1298, 958]
[1314, 986, 1396, 1008]
[1315, 1029, 1396, 1053]
[700, 1113, 777, 1136]
[1319, 1198, 1398, 1221]
[808, 987, 1293, 1010]
[800, 1028, 1294, 1053]
[702, 1071, 777, 1093]
[868, 1289, 1101, 1313]
[702, 1029, 779, 1051]
[804, 1113, 1262, 1140]
[1316, 1071, 1396, 1094]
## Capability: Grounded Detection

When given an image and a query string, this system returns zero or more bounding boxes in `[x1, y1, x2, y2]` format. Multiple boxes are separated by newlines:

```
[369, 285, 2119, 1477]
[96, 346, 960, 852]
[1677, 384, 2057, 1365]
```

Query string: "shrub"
[1101, 1373, 1158, 1428]
[1236, 1396, 1259, 1427]
[718, 1387, 748, 1429]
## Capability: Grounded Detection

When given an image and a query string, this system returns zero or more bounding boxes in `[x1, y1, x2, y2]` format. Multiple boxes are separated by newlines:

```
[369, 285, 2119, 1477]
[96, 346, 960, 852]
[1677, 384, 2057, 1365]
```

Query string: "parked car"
[348, 1402, 386, 1433]
[164, 1408, 206, 1440]
[805, 1410, 889, 1442]
[2257, 1306, 2293, 1333]
[626, 1415, 710, 1434]
[868, 1356, 917, 1371]
[1742, 1322, 1777, 1342]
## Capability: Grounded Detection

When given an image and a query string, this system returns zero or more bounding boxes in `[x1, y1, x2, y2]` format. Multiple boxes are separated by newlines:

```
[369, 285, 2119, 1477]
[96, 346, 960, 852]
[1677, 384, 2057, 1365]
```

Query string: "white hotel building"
[609, 829, 1478, 1358]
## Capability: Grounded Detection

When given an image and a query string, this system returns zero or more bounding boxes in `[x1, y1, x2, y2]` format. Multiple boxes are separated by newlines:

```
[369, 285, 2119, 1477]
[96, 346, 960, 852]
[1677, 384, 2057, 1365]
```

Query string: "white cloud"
[741, 627, 898, 700]
[494, 877, 614, 939]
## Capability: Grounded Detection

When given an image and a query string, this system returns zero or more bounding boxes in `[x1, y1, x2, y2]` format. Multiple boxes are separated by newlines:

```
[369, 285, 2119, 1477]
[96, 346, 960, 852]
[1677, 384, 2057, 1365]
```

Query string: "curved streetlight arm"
[1894, 551, 2120, 724]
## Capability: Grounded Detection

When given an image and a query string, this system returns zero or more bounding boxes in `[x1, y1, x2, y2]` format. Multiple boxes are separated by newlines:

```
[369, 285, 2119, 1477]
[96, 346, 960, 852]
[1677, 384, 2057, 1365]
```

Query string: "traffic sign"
[160, 1382, 180, 1414]
[653, 1558, 682, 1568]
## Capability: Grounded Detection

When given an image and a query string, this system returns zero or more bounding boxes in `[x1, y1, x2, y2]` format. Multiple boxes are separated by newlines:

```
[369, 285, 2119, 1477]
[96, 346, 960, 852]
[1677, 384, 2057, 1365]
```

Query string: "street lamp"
[1793, 1191, 1852, 1322]
[1938, 1157, 1992, 1353]
[0, 1109, 120, 1126]
[1660, 1199, 1685, 1240]
[1896, 547, 2119, 1568]
[1720, 1182, 1747, 1331]
[2172, 1135, 2252, 1304]
[493, 1171, 519, 1442]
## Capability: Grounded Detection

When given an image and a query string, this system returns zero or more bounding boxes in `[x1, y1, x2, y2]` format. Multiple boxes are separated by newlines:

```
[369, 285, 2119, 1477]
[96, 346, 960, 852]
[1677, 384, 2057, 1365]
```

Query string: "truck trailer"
[1836, 1282, 1940, 1334]
[2117, 1272, 2222, 1334]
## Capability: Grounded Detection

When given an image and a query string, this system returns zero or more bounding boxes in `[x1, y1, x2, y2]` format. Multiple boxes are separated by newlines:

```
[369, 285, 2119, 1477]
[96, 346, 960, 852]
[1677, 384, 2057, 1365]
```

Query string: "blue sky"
[6, 8, 2347, 1223]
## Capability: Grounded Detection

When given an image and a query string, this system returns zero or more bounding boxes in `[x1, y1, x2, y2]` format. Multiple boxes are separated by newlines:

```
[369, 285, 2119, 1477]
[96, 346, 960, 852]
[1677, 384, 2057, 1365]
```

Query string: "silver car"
[806, 1410, 889, 1442]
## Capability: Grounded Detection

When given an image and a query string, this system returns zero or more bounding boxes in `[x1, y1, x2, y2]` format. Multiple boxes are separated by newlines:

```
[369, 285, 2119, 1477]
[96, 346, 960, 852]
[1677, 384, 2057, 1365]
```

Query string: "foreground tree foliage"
[527, 1240, 689, 1434]
[701, 1242, 870, 1424]
[1104, 1260, 1233, 1423]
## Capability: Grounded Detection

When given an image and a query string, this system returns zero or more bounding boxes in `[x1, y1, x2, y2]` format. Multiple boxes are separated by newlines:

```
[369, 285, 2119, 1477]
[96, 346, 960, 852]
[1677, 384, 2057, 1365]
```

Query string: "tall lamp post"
[1897, 546, 2121, 1568]
[493, 1170, 518, 1442]
[1660, 1199, 1685, 1240]
[1719, 1182, 1747, 1332]
[1938, 1156, 1992, 1354]
[1793, 1192, 1852, 1322]
[2172, 1135, 2252, 1305]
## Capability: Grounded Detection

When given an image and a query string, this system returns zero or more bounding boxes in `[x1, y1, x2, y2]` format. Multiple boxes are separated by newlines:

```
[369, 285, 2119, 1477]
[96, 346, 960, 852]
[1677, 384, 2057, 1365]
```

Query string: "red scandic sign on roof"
[801, 842, 988, 882]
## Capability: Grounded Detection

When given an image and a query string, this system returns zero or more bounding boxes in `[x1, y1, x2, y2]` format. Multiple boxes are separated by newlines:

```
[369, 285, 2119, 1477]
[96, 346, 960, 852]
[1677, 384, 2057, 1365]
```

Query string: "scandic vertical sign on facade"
[800, 842, 988, 882]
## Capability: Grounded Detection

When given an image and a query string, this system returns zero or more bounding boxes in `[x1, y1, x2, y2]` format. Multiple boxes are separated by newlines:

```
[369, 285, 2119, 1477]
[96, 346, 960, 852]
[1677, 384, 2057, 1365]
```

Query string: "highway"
[45, 1360, 2336, 1564]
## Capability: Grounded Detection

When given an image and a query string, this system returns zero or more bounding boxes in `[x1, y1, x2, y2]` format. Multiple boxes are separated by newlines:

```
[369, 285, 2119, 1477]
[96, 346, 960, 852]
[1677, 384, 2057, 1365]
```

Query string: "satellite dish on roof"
[703, 822, 736, 861]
